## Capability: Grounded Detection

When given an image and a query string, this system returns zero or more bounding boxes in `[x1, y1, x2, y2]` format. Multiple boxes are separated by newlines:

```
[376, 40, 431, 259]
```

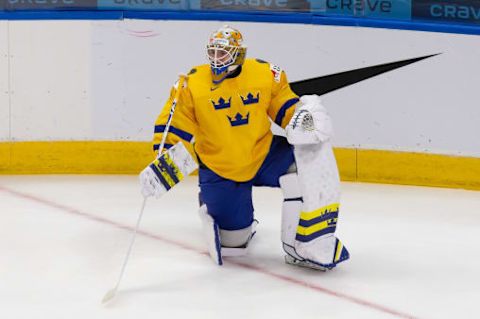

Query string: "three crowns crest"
[211, 97, 231, 110]
[227, 112, 249, 127]
[240, 93, 259, 105]
[211, 93, 258, 127]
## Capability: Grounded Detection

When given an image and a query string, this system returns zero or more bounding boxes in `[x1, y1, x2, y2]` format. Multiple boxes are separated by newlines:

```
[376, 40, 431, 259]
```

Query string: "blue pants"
[198, 136, 295, 231]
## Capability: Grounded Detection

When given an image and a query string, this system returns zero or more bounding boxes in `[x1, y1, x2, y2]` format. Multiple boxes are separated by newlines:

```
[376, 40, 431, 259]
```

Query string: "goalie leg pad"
[279, 172, 304, 261]
[199, 204, 258, 263]
[220, 220, 258, 257]
[219, 224, 254, 248]
[198, 204, 223, 265]
[294, 141, 340, 212]
[281, 141, 349, 269]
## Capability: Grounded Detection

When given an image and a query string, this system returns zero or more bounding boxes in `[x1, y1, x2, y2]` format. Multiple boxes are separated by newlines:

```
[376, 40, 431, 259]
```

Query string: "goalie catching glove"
[285, 95, 333, 145]
[140, 142, 198, 198]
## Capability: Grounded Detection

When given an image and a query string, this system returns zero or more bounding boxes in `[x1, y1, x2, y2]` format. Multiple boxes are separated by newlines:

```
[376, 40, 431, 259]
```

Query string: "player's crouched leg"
[198, 204, 257, 265]
[198, 166, 257, 265]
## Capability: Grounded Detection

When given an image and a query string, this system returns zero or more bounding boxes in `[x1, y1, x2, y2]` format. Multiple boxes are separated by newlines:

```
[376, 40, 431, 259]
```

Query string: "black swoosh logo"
[290, 54, 440, 96]
[210, 86, 219, 91]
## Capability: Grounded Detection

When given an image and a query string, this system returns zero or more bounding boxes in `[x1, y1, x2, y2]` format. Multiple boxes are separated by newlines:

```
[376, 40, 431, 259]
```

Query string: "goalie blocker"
[140, 141, 198, 199]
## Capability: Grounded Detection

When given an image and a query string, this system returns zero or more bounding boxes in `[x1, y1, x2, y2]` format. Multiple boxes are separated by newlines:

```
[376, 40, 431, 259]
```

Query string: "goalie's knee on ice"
[219, 224, 256, 248]
[198, 204, 257, 265]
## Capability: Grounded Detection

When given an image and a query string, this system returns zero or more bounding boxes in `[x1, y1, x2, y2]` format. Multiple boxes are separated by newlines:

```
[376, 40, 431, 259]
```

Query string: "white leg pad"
[198, 204, 223, 265]
[295, 141, 341, 212]
[220, 221, 258, 257]
[295, 235, 336, 265]
[279, 172, 303, 260]
[220, 224, 254, 248]
[281, 141, 349, 269]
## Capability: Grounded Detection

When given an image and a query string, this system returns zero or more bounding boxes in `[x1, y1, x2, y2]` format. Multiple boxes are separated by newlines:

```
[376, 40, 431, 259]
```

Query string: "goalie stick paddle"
[102, 75, 187, 305]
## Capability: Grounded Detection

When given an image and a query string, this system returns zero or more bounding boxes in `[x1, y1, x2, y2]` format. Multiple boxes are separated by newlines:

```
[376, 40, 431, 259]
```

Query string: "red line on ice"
[0, 185, 419, 319]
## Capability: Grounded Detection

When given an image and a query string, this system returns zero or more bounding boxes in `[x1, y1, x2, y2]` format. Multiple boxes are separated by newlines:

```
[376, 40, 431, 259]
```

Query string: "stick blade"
[102, 288, 117, 304]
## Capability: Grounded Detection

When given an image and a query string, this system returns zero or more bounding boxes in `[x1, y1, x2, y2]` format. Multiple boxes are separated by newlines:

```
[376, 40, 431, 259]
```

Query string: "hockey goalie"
[140, 25, 349, 270]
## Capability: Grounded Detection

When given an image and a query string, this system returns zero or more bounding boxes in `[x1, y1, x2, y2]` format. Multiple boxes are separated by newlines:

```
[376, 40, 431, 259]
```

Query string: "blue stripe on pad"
[149, 163, 171, 191]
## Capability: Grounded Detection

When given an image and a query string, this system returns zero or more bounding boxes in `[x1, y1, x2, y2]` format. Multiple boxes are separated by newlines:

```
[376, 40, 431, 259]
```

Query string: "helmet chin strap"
[227, 65, 239, 73]
[211, 64, 241, 85]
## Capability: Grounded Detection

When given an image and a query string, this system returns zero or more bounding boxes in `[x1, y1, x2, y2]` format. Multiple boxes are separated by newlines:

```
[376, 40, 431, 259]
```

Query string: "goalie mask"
[206, 25, 247, 85]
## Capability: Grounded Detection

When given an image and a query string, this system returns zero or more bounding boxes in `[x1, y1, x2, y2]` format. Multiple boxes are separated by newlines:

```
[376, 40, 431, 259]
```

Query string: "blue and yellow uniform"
[153, 59, 299, 182]
[153, 59, 299, 230]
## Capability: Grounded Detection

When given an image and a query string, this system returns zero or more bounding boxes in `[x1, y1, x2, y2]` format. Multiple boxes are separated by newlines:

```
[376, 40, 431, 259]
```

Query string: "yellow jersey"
[153, 58, 299, 182]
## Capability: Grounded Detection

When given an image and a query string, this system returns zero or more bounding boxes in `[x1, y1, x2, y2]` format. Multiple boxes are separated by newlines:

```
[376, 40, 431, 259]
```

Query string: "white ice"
[1, 175, 479, 319]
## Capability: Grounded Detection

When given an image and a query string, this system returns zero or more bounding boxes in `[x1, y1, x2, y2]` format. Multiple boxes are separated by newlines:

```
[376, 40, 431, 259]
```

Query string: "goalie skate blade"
[284, 255, 328, 271]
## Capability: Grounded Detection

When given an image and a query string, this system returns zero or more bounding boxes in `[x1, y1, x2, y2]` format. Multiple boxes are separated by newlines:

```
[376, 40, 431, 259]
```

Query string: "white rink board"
[8, 21, 92, 141]
[0, 20, 479, 156]
[0, 21, 9, 140]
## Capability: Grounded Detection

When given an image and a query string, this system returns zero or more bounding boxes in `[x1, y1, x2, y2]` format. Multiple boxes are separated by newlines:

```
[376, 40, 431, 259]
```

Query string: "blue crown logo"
[327, 218, 337, 227]
[211, 97, 231, 110]
[240, 92, 260, 105]
[227, 112, 249, 127]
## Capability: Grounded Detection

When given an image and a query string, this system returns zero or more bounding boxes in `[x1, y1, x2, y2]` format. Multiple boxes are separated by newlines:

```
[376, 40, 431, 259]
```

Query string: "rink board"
[0, 141, 479, 190]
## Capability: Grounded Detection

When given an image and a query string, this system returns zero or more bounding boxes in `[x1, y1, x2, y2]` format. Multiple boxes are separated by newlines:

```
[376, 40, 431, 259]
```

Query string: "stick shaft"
[104, 75, 186, 303]
[111, 197, 148, 293]
[158, 75, 186, 154]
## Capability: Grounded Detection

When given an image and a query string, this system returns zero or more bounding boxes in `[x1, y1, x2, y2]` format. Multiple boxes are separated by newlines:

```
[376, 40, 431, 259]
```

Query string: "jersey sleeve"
[152, 80, 197, 157]
[267, 65, 300, 129]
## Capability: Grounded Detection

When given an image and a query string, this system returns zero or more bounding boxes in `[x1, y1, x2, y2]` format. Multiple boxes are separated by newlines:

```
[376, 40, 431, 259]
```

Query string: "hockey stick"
[157, 75, 187, 154]
[102, 197, 147, 304]
[102, 75, 187, 304]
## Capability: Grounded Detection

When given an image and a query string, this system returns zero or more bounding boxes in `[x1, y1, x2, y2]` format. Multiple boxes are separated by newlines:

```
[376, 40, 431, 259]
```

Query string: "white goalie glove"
[140, 142, 198, 198]
[285, 95, 333, 145]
